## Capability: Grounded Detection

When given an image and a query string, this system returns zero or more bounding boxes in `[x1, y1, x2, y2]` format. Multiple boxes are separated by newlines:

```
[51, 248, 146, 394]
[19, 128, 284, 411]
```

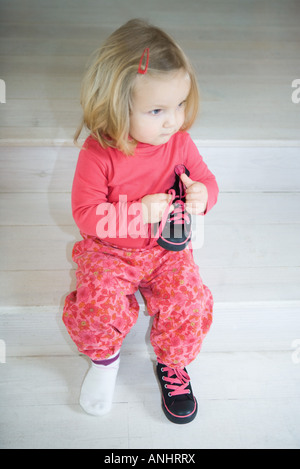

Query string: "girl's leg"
[63, 239, 140, 361]
[141, 248, 213, 369]
[140, 247, 213, 423]
[63, 238, 141, 415]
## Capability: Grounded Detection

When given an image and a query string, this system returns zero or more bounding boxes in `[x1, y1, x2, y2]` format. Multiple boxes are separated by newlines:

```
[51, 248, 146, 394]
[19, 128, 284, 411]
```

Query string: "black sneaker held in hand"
[156, 164, 192, 251]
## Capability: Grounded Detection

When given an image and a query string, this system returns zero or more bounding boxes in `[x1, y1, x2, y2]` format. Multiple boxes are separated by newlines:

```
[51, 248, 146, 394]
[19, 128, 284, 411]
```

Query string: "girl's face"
[129, 68, 191, 146]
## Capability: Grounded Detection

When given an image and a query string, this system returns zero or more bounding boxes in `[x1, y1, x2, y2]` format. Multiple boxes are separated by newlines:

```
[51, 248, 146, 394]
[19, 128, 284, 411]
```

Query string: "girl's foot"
[156, 362, 198, 424]
[80, 355, 120, 416]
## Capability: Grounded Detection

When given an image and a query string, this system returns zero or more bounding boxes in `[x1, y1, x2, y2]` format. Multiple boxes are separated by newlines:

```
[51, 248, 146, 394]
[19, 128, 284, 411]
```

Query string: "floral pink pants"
[63, 237, 213, 369]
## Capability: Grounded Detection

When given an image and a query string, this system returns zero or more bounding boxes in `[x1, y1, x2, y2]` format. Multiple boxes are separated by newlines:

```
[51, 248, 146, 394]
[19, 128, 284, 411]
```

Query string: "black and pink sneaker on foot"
[156, 362, 198, 424]
[156, 165, 192, 251]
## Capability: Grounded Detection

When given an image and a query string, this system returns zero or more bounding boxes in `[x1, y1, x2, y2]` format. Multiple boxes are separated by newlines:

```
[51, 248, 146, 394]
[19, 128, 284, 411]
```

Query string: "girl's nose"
[163, 111, 177, 128]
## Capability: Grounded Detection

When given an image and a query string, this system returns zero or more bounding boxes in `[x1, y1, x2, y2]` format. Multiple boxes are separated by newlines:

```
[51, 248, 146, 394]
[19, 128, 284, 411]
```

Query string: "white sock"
[80, 355, 120, 416]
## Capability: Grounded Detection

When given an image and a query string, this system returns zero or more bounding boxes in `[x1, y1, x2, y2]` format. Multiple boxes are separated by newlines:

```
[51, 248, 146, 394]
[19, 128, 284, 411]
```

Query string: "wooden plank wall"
[0, 0, 300, 144]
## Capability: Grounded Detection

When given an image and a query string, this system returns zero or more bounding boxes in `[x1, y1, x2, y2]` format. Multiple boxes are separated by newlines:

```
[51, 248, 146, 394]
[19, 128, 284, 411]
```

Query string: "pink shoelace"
[159, 363, 191, 397]
[155, 189, 190, 240]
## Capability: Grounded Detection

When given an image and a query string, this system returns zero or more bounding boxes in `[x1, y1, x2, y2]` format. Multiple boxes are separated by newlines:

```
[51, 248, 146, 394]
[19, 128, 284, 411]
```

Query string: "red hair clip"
[138, 48, 150, 74]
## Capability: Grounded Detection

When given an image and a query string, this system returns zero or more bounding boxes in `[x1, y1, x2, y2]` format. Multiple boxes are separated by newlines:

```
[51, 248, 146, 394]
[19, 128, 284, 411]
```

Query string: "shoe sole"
[157, 231, 192, 251]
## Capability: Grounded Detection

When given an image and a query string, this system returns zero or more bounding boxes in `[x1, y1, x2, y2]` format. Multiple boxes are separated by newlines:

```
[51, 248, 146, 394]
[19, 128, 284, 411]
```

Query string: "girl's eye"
[178, 100, 186, 109]
[150, 109, 162, 116]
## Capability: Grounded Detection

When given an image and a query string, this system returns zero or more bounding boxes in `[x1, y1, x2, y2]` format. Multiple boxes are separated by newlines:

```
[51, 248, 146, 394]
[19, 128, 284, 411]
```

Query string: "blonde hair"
[75, 19, 199, 155]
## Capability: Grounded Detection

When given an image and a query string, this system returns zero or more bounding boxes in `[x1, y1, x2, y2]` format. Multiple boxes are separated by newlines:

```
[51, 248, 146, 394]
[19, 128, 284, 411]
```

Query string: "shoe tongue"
[174, 165, 187, 199]
[174, 368, 190, 384]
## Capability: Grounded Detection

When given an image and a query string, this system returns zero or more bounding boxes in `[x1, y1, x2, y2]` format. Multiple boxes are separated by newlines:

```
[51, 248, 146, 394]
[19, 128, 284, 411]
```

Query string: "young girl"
[63, 19, 219, 424]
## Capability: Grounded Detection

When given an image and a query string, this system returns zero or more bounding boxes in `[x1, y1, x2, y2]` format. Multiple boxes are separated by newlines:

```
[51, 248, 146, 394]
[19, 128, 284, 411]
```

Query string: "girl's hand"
[141, 193, 174, 224]
[180, 173, 208, 215]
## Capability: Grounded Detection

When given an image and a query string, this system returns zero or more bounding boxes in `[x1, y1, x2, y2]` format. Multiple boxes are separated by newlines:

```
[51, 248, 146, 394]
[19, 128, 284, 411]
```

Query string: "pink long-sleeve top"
[72, 131, 219, 249]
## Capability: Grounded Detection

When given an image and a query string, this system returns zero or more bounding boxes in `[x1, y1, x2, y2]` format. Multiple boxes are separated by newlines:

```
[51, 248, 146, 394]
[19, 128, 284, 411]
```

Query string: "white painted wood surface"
[0, 349, 300, 449]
